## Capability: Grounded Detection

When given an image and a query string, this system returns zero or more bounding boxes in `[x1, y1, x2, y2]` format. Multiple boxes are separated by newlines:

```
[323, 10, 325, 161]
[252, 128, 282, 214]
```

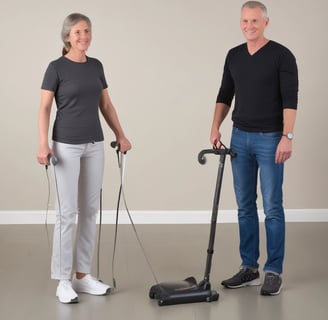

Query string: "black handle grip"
[111, 141, 120, 151]
[47, 154, 58, 166]
[198, 144, 236, 165]
[111, 141, 128, 154]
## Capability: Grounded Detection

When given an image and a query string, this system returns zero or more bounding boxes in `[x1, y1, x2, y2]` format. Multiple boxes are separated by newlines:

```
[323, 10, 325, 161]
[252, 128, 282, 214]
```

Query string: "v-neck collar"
[246, 40, 271, 56]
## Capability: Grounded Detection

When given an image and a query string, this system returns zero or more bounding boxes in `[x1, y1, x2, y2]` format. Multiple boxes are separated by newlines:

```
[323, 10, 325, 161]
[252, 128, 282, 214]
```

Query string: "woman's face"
[66, 20, 92, 53]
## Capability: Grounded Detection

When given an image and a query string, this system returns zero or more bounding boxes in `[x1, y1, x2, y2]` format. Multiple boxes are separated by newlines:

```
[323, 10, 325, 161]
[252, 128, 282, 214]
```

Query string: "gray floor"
[1, 223, 327, 320]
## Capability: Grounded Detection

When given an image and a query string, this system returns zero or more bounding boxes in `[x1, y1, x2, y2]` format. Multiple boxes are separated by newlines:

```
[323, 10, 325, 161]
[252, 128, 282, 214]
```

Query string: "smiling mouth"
[245, 30, 257, 35]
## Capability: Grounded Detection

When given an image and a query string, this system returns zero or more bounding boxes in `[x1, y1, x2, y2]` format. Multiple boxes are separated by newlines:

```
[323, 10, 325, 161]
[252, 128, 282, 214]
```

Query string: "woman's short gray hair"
[61, 13, 92, 55]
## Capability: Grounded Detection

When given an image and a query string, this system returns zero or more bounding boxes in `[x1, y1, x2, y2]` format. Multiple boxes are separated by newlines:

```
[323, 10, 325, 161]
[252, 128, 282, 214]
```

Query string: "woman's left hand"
[117, 137, 132, 153]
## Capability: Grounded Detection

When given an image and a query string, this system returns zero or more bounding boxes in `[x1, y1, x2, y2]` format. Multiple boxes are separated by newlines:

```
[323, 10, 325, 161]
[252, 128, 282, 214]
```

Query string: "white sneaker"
[56, 280, 79, 304]
[72, 275, 111, 295]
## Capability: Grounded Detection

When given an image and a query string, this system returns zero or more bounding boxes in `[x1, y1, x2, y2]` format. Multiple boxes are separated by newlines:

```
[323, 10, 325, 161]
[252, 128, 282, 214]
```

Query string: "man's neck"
[247, 37, 269, 55]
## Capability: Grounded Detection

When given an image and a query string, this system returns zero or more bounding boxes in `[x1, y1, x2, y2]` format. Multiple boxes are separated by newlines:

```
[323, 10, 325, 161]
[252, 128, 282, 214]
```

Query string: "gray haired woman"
[37, 13, 131, 304]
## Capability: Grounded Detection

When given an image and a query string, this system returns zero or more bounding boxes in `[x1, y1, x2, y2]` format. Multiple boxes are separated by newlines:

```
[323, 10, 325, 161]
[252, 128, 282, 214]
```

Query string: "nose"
[246, 21, 254, 29]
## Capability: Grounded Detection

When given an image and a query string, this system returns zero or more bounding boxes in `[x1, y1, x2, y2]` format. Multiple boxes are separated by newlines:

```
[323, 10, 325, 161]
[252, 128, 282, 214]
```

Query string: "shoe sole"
[261, 284, 283, 296]
[73, 287, 111, 296]
[223, 278, 261, 289]
[57, 296, 79, 304]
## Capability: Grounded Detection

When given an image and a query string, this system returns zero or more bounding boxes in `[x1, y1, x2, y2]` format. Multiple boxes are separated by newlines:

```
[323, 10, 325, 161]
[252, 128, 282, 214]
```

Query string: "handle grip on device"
[198, 142, 236, 165]
[45, 155, 58, 169]
[111, 141, 128, 155]
[111, 141, 120, 151]
[50, 155, 58, 166]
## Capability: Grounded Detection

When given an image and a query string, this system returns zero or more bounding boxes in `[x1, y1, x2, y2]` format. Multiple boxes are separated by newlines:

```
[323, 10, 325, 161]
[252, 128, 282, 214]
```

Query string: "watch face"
[287, 132, 294, 140]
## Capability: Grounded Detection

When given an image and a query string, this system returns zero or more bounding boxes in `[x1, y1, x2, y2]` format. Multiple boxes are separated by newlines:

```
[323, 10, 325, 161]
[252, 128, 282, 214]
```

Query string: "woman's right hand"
[37, 146, 53, 166]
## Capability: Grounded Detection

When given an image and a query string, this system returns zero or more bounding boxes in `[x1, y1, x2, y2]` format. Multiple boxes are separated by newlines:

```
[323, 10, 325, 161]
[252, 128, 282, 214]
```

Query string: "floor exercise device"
[149, 143, 236, 306]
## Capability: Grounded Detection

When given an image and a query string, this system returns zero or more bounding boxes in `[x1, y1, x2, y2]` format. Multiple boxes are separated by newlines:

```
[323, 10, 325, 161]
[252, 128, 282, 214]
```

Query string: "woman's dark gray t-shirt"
[41, 56, 108, 144]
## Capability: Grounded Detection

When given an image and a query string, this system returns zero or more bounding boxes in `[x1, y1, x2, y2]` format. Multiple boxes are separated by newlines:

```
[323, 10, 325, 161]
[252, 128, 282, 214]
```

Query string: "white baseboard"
[0, 209, 328, 224]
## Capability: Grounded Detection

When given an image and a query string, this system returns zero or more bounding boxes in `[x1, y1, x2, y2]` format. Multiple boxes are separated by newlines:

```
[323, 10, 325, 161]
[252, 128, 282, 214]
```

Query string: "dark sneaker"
[260, 272, 282, 296]
[221, 268, 261, 288]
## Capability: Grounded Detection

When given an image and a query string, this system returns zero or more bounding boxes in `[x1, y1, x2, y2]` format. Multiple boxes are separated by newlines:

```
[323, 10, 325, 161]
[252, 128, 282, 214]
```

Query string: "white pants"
[51, 141, 104, 280]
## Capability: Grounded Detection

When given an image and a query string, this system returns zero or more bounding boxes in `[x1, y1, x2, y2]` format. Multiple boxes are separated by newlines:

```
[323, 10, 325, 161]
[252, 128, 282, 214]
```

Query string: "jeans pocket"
[260, 131, 282, 140]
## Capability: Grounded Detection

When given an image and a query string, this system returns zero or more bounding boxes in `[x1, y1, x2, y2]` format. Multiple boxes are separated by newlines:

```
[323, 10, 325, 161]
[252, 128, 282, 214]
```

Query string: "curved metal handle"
[198, 142, 236, 165]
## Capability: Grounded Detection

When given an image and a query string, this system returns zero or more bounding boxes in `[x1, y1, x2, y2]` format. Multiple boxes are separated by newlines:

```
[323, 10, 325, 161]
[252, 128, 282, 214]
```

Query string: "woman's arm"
[37, 89, 54, 165]
[99, 89, 131, 153]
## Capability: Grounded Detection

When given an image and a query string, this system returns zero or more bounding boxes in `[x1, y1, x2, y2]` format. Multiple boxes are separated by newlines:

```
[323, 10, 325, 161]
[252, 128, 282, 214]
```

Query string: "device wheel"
[206, 291, 219, 302]
[158, 300, 164, 306]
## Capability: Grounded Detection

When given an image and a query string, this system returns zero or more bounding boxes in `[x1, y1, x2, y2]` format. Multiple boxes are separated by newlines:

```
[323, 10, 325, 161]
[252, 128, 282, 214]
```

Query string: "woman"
[37, 13, 131, 304]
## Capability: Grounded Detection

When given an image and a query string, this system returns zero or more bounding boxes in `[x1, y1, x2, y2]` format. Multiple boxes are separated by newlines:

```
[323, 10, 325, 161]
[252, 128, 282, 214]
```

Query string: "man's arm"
[210, 102, 230, 147]
[275, 108, 297, 164]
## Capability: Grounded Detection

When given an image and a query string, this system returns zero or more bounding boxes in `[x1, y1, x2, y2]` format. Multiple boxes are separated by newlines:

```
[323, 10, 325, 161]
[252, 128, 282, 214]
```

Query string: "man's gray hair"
[242, 1, 268, 19]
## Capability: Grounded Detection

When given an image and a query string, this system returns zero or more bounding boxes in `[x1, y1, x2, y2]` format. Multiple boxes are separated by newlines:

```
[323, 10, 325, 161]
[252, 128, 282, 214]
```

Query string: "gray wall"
[0, 0, 327, 212]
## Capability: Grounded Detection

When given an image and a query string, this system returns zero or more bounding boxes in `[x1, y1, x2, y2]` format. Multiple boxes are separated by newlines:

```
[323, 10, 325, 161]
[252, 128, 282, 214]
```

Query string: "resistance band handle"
[111, 141, 120, 151]
[45, 155, 58, 170]
[110, 141, 127, 154]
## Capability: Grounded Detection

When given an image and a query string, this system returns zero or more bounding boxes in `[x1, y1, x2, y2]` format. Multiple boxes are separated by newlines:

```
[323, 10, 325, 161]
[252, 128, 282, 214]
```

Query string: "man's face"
[240, 7, 269, 42]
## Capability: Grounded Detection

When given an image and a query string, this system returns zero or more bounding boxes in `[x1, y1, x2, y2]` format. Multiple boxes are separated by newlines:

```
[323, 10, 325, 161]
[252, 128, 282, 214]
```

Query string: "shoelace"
[265, 273, 277, 283]
[60, 280, 73, 288]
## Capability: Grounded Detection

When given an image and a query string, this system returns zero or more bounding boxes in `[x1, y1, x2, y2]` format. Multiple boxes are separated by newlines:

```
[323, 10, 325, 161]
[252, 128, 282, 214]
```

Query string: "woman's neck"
[65, 50, 87, 63]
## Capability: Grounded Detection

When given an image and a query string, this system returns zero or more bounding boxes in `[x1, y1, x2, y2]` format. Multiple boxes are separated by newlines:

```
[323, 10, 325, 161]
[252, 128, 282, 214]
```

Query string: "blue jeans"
[230, 127, 285, 274]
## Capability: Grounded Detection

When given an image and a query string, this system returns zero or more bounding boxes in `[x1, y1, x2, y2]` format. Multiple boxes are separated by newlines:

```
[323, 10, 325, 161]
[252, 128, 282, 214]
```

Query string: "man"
[210, 1, 298, 295]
